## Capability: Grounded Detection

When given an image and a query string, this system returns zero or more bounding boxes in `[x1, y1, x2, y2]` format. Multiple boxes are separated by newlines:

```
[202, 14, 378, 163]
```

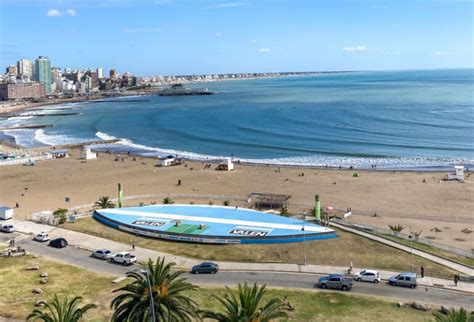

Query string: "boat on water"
[158, 84, 214, 96]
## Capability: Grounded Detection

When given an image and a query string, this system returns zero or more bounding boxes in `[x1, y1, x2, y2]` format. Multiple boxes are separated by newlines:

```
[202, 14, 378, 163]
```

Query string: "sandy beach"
[1, 146, 472, 250]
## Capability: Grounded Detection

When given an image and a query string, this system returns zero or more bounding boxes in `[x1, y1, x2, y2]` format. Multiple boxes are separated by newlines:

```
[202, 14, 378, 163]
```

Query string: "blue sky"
[0, 0, 472, 75]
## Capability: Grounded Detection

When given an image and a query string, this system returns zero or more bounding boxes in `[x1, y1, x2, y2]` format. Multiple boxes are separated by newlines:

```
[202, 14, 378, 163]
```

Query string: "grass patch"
[191, 287, 435, 322]
[0, 254, 122, 321]
[63, 217, 457, 278]
[381, 234, 474, 268]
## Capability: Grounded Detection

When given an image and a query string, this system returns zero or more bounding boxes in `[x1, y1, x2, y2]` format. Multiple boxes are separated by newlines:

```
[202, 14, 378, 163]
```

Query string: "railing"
[0, 154, 52, 166]
[331, 218, 474, 259]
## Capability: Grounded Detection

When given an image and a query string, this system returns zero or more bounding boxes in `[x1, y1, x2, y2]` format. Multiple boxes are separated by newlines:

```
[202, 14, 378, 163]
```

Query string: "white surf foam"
[95, 131, 117, 141]
[34, 129, 90, 146]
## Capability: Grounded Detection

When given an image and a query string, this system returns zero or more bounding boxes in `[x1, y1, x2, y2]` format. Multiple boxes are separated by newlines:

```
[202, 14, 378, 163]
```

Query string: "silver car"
[92, 249, 113, 260]
[389, 272, 417, 288]
[0, 224, 15, 233]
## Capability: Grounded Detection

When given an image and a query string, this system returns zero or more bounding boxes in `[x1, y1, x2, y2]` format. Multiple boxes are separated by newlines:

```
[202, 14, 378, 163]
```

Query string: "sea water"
[1, 69, 473, 169]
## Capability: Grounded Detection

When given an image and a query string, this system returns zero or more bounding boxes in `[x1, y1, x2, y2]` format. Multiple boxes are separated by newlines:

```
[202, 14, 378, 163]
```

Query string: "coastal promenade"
[7, 219, 474, 294]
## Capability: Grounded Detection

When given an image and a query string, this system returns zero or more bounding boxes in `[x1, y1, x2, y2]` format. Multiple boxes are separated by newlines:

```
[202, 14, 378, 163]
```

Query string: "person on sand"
[420, 265, 425, 278]
[132, 241, 136, 251]
[454, 274, 459, 286]
[178, 179, 182, 186]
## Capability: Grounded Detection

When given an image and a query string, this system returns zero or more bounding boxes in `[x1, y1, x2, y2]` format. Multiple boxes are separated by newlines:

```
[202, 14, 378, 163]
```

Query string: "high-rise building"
[6, 65, 17, 75]
[109, 69, 118, 79]
[17, 59, 33, 80]
[96, 67, 103, 79]
[35, 56, 52, 95]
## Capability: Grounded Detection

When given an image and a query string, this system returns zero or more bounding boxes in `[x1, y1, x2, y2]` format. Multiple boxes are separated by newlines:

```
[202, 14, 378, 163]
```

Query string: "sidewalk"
[10, 219, 474, 294]
[330, 221, 474, 276]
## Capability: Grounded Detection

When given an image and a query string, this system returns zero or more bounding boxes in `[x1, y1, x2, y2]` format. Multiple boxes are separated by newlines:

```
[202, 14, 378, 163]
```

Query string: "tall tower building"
[109, 69, 118, 79]
[96, 67, 104, 79]
[17, 59, 33, 80]
[35, 56, 52, 94]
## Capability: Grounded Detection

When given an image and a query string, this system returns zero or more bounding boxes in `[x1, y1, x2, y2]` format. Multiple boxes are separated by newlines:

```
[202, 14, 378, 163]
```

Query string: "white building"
[97, 67, 103, 79]
[17, 59, 33, 81]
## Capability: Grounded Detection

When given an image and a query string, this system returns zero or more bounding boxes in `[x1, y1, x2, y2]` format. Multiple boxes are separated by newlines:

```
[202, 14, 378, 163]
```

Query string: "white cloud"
[215, 32, 222, 38]
[258, 48, 271, 53]
[47, 9, 61, 16]
[343, 45, 368, 52]
[250, 39, 257, 44]
[122, 27, 163, 33]
[205, 2, 247, 9]
[66, 9, 76, 16]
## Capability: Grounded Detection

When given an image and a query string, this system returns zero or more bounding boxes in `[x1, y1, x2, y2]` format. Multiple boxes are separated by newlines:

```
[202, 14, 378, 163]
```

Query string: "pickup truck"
[316, 274, 353, 291]
[111, 252, 137, 265]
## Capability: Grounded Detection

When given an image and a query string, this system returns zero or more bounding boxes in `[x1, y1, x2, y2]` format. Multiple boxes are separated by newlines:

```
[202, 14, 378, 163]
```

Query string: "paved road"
[6, 233, 473, 310]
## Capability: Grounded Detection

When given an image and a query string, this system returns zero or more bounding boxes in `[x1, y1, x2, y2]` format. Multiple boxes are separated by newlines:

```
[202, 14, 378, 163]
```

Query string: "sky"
[0, 0, 473, 76]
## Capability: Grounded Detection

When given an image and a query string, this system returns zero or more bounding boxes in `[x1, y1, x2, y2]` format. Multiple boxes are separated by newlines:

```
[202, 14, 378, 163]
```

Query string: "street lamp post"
[408, 234, 413, 272]
[141, 269, 156, 321]
[302, 211, 307, 266]
[23, 187, 29, 220]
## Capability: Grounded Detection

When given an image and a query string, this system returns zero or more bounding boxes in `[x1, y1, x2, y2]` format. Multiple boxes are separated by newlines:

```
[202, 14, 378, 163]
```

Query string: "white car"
[34, 232, 50, 242]
[354, 269, 381, 283]
[111, 252, 137, 265]
[0, 224, 15, 233]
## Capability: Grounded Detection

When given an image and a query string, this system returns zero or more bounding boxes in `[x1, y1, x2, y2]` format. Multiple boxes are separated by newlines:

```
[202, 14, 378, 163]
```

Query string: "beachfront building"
[17, 59, 33, 81]
[0, 82, 45, 100]
[109, 69, 118, 79]
[35, 56, 52, 95]
[5, 65, 17, 76]
[96, 67, 103, 79]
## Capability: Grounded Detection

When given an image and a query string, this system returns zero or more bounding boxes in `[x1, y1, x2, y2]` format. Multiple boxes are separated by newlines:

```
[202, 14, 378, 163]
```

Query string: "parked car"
[354, 269, 381, 284]
[316, 274, 353, 291]
[34, 232, 50, 242]
[191, 262, 219, 274]
[0, 224, 15, 233]
[49, 238, 68, 248]
[111, 252, 137, 265]
[388, 272, 417, 288]
[92, 249, 113, 260]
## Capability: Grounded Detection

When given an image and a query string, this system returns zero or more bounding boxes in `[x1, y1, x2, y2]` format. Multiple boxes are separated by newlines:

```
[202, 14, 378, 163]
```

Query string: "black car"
[191, 262, 219, 274]
[49, 238, 68, 248]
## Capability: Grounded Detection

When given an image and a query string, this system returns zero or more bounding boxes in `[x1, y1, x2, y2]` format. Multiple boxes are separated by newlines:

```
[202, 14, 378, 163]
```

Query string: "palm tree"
[94, 196, 116, 209]
[111, 257, 199, 322]
[202, 282, 288, 322]
[162, 197, 175, 204]
[434, 307, 473, 322]
[27, 294, 97, 322]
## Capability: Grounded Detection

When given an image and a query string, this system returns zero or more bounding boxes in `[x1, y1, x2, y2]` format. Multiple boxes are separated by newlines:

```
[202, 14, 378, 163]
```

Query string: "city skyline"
[1, 0, 473, 76]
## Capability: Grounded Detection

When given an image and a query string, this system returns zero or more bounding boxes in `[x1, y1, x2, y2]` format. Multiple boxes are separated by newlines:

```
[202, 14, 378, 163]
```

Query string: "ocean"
[1, 69, 473, 169]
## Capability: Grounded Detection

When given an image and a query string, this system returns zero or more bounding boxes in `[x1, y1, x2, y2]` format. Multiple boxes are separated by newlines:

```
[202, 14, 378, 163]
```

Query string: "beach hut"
[446, 166, 464, 182]
[158, 156, 175, 167]
[80, 147, 97, 160]
[216, 158, 234, 171]
[0, 206, 13, 220]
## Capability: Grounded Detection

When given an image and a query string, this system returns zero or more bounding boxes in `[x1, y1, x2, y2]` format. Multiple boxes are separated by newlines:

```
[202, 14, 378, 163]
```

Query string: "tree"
[27, 294, 97, 322]
[94, 196, 116, 209]
[162, 197, 175, 204]
[201, 282, 288, 322]
[434, 307, 474, 322]
[111, 257, 199, 322]
[53, 208, 68, 225]
[388, 224, 404, 233]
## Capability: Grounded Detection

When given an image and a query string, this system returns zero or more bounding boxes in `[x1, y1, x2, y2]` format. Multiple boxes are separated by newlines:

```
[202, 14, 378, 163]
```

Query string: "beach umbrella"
[430, 227, 442, 239]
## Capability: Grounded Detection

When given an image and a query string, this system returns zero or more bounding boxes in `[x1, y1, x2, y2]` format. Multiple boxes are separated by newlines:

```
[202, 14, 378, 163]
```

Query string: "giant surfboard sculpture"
[93, 205, 336, 244]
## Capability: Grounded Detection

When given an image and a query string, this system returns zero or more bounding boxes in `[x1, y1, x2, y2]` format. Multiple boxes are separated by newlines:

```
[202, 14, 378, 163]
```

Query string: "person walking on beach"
[132, 241, 136, 251]
[420, 265, 424, 278]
